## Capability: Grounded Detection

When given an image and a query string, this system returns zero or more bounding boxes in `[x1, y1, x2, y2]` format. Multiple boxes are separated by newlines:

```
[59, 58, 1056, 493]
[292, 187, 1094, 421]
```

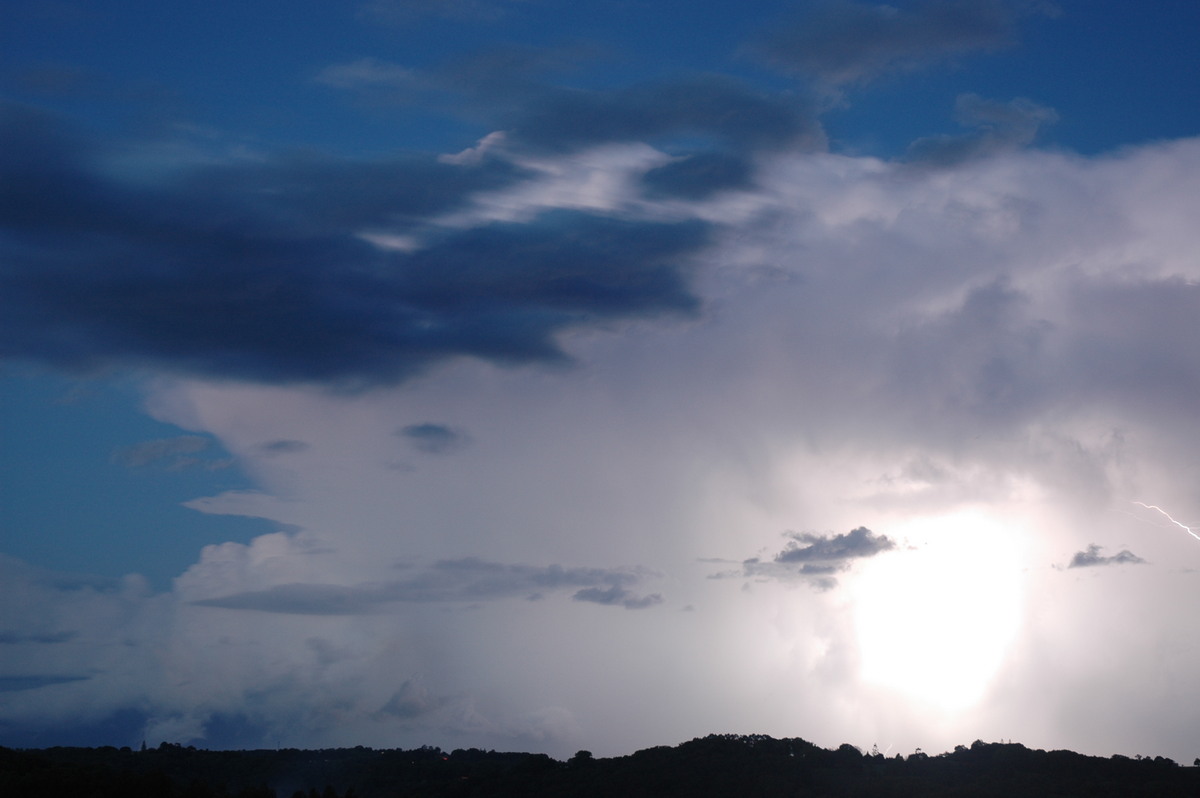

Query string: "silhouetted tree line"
[3, 736, 1198, 797]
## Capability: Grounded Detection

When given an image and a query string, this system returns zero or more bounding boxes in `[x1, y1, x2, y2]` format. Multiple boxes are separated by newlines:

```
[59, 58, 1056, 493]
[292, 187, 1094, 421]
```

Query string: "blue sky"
[3, 0, 1200, 763]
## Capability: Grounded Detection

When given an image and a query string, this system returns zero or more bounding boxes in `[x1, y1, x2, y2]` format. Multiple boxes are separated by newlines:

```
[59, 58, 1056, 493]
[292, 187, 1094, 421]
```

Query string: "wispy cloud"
[314, 57, 419, 91]
[907, 93, 1058, 164]
[757, 0, 1044, 87]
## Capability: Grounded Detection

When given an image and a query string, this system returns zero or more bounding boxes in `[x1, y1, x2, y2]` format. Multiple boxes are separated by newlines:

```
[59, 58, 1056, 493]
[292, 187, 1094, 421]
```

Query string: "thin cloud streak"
[191, 557, 663, 614]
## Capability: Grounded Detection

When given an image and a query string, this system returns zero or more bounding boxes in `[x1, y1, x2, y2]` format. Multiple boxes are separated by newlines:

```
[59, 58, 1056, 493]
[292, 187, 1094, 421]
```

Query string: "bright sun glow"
[850, 510, 1025, 712]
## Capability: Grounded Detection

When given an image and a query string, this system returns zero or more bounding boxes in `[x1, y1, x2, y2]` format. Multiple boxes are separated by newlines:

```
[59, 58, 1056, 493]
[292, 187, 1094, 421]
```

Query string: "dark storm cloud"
[1067, 544, 1146, 569]
[640, 152, 756, 199]
[725, 527, 895, 590]
[0, 103, 711, 386]
[907, 94, 1058, 164]
[758, 0, 1038, 86]
[192, 557, 661, 614]
[399, 423, 467, 454]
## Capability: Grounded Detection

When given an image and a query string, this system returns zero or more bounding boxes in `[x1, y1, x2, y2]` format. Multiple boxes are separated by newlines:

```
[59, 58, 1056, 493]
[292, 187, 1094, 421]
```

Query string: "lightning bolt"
[1132, 501, 1200, 543]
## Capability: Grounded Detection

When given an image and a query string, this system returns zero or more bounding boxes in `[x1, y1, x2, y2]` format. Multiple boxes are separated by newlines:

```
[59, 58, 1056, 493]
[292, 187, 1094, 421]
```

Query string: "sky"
[2, 0, 1200, 763]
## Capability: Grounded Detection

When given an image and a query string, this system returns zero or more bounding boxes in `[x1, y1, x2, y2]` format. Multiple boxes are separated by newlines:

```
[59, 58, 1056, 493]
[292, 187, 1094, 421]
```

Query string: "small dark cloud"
[775, 526, 896, 563]
[572, 585, 664, 610]
[192, 557, 662, 614]
[111, 435, 210, 468]
[907, 94, 1058, 164]
[641, 152, 755, 199]
[724, 527, 895, 590]
[399, 423, 466, 454]
[758, 0, 1042, 86]
[257, 439, 310, 456]
[1067, 544, 1146, 569]
[0, 675, 91, 693]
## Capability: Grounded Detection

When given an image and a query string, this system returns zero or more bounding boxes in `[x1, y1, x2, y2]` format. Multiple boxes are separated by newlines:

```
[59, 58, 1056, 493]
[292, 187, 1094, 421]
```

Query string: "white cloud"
[5, 135, 1200, 760]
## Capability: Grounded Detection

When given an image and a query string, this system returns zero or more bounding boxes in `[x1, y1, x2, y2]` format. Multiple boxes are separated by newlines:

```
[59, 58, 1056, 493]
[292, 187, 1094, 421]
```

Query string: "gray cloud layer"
[191, 557, 662, 613]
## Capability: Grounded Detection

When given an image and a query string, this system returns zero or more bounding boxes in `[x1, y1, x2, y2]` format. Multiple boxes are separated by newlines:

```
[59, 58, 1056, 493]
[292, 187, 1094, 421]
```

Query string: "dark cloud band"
[0, 104, 711, 386]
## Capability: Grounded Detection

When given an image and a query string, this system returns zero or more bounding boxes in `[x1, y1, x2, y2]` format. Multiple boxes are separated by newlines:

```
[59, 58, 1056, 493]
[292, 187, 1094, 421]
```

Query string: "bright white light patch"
[850, 511, 1024, 712]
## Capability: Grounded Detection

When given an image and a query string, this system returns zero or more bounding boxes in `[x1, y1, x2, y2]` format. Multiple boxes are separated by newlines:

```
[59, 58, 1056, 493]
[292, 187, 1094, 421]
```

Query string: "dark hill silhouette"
[3, 735, 1197, 797]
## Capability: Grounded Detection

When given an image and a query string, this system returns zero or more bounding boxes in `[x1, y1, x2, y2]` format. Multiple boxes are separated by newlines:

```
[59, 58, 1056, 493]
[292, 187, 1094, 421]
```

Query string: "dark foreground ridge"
[3, 735, 1198, 797]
